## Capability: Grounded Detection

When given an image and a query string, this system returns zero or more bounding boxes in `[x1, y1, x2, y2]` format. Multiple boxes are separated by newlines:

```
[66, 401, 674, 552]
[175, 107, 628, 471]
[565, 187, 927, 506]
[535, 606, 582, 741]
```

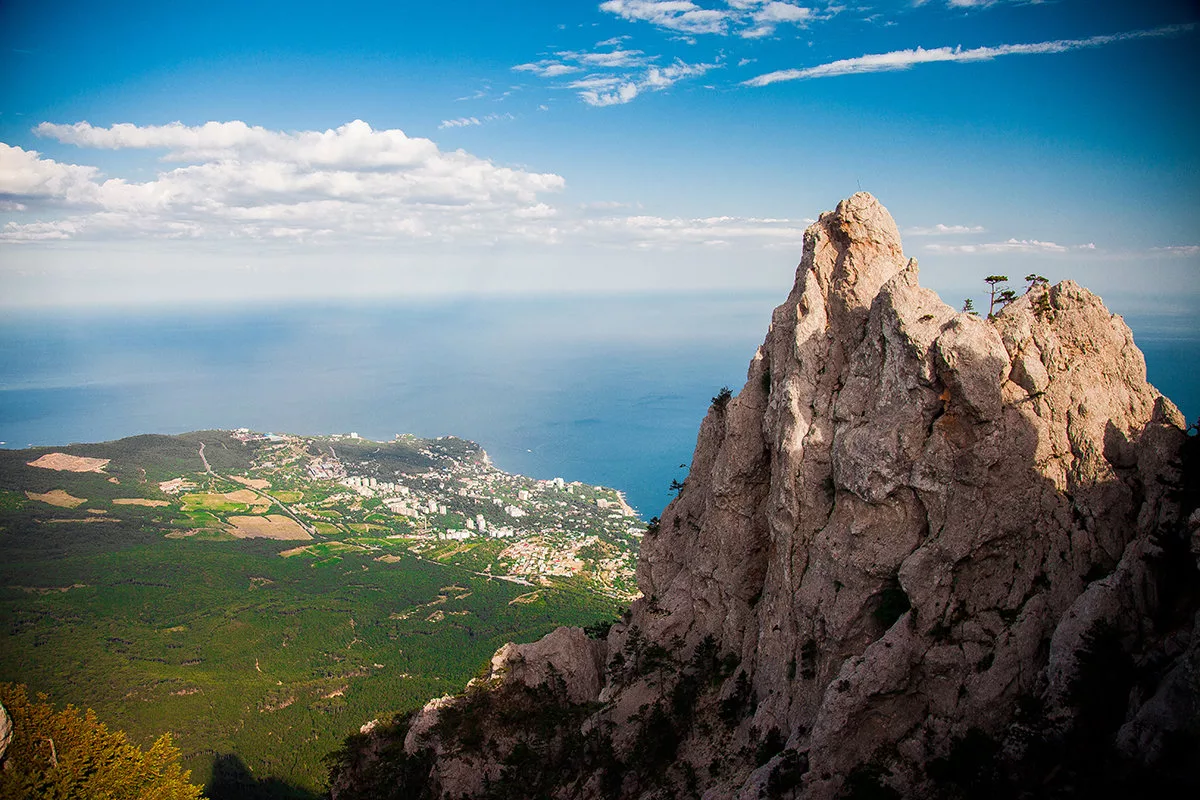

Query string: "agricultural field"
[0, 430, 639, 797]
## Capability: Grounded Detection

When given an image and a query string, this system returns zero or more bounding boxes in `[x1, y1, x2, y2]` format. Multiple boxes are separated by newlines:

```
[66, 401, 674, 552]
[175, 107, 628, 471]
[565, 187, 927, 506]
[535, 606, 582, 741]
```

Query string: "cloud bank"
[1, 120, 820, 252]
[2, 120, 564, 244]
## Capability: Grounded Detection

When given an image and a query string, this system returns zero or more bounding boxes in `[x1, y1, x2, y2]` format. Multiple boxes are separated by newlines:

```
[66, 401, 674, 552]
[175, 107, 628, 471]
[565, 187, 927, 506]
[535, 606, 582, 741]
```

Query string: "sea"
[1, 293, 1195, 518]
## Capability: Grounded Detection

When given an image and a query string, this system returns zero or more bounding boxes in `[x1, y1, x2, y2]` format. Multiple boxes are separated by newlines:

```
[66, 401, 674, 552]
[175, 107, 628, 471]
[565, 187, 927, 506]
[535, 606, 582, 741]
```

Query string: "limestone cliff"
[329, 193, 1199, 800]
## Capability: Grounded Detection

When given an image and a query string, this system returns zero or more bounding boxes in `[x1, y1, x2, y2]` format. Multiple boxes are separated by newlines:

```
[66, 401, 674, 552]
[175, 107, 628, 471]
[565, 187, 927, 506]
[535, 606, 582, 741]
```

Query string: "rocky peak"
[330, 193, 1198, 800]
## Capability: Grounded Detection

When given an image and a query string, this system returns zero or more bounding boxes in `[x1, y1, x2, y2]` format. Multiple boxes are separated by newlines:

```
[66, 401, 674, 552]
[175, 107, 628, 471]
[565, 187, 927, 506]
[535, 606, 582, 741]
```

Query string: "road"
[197, 441, 317, 536]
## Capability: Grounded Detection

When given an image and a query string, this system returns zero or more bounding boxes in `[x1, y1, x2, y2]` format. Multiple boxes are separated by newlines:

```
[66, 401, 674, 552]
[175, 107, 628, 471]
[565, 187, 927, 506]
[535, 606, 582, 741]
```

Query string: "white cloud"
[0, 219, 82, 243]
[744, 23, 1195, 85]
[513, 60, 582, 78]
[575, 212, 812, 247]
[562, 47, 650, 68]
[1151, 245, 1200, 257]
[0, 142, 105, 203]
[906, 223, 986, 235]
[514, 39, 718, 106]
[36, 119, 443, 168]
[580, 82, 643, 107]
[440, 117, 481, 129]
[439, 113, 514, 129]
[925, 238, 1070, 254]
[577, 59, 716, 106]
[2, 120, 565, 245]
[600, 1, 730, 35]
[567, 75, 625, 90]
[741, 1, 814, 39]
[600, 0, 819, 38]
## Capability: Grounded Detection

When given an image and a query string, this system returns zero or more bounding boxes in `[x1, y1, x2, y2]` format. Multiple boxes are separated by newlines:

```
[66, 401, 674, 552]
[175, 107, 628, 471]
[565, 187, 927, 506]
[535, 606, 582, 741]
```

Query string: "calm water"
[0, 295, 1195, 517]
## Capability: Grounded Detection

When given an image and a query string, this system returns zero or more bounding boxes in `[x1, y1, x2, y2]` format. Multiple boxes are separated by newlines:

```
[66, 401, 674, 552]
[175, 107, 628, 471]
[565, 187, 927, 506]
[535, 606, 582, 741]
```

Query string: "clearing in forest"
[26, 453, 110, 472]
[232, 476, 271, 489]
[26, 489, 87, 508]
[227, 515, 312, 540]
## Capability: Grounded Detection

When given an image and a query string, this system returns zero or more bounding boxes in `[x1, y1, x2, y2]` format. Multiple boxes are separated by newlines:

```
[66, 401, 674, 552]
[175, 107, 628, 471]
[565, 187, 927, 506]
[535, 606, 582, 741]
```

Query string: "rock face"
[329, 193, 1199, 800]
[0, 701, 11, 765]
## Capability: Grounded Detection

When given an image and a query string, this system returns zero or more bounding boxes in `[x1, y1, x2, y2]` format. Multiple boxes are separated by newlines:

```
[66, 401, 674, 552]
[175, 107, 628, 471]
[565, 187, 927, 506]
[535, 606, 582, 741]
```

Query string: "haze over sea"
[2, 293, 1195, 518]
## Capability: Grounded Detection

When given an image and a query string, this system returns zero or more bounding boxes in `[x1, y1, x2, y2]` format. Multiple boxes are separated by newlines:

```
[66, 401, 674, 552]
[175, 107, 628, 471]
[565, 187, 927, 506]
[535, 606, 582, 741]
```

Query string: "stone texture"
[0, 701, 10, 766]
[488, 626, 607, 705]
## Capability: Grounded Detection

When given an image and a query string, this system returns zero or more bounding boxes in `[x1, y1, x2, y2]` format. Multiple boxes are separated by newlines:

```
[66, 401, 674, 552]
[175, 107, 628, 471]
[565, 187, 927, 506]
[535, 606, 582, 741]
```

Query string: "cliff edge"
[329, 193, 1199, 800]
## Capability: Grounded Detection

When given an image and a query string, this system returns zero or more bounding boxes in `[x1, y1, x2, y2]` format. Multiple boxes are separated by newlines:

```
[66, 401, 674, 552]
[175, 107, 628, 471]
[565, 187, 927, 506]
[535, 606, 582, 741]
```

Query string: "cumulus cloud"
[744, 23, 1194, 85]
[600, 0, 730, 35]
[0, 143, 105, 203]
[906, 223, 986, 235]
[600, 0, 820, 38]
[1, 119, 820, 255]
[740, 1, 815, 39]
[36, 119, 444, 168]
[1, 120, 565, 244]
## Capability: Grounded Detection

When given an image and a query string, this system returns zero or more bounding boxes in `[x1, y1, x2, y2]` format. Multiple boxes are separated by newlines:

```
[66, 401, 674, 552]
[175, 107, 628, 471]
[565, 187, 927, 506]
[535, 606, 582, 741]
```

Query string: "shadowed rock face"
[330, 193, 1199, 800]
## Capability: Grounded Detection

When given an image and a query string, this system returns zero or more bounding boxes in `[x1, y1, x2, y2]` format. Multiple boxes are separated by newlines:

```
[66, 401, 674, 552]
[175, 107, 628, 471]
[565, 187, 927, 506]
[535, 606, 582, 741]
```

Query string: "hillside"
[0, 430, 642, 795]
[332, 193, 1200, 799]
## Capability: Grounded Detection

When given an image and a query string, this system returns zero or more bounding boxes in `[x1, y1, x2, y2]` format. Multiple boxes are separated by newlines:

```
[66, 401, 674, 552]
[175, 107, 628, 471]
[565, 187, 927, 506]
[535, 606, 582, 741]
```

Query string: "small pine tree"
[961, 298, 978, 315]
[984, 275, 1010, 318]
[1024, 273, 1049, 293]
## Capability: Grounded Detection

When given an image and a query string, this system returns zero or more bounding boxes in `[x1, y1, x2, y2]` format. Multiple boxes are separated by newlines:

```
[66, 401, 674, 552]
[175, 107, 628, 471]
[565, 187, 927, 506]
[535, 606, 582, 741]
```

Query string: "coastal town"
[242, 430, 645, 598]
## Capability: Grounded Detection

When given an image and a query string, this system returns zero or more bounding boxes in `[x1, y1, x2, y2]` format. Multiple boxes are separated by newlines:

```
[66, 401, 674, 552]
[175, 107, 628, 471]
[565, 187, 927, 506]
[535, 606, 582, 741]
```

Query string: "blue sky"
[1, 0, 1197, 322]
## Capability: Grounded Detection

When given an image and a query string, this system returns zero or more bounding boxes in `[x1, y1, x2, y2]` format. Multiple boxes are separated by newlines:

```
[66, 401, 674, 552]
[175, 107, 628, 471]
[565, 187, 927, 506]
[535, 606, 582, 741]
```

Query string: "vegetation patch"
[26, 489, 87, 508]
[180, 493, 246, 513]
[26, 452, 111, 472]
[113, 498, 172, 507]
[227, 515, 312, 540]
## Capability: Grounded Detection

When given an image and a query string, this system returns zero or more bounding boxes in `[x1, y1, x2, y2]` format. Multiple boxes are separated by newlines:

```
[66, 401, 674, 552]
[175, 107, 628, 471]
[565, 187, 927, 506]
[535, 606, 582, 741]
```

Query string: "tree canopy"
[0, 683, 204, 800]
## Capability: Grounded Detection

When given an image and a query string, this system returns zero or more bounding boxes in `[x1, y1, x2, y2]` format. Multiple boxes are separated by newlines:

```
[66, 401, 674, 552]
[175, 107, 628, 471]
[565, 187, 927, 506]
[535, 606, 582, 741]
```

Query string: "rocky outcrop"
[330, 193, 1199, 800]
[0, 701, 11, 765]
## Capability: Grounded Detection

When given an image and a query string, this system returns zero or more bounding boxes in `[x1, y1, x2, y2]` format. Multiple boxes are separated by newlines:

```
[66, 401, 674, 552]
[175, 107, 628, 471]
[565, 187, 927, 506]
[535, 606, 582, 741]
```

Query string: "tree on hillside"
[0, 683, 203, 800]
[984, 275, 1017, 318]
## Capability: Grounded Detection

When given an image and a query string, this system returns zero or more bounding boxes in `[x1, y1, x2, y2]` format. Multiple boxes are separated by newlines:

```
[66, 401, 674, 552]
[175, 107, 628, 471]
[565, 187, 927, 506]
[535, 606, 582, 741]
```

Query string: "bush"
[711, 386, 733, 412]
[584, 618, 615, 640]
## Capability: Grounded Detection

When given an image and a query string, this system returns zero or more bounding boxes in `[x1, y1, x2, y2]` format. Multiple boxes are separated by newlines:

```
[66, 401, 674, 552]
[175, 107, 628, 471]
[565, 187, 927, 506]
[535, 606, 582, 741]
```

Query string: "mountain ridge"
[330, 192, 1199, 799]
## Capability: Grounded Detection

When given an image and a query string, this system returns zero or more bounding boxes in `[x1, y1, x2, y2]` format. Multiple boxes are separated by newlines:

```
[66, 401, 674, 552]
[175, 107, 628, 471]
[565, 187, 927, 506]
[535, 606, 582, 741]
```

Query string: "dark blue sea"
[0, 294, 1195, 518]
